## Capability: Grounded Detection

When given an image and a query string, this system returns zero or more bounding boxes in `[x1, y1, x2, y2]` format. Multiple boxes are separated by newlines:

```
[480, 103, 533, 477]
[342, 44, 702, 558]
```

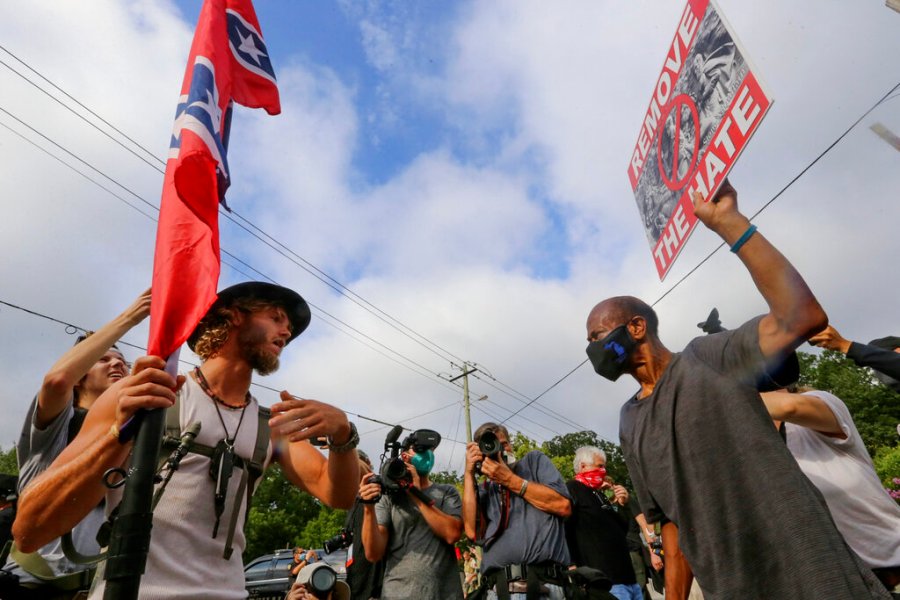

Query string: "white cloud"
[0, 0, 898, 480]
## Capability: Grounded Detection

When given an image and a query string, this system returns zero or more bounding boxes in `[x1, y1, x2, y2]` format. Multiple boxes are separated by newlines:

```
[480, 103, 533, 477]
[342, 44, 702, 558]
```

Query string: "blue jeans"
[609, 582, 644, 600]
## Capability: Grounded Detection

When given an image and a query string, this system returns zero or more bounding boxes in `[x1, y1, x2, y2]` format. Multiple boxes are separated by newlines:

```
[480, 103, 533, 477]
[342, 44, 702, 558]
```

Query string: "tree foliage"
[0, 446, 17, 476]
[244, 464, 322, 561]
[797, 350, 900, 455]
[297, 505, 347, 549]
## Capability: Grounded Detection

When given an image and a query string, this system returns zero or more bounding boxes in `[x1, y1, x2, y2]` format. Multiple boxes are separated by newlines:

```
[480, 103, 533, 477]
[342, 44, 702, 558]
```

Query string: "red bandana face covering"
[575, 467, 606, 489]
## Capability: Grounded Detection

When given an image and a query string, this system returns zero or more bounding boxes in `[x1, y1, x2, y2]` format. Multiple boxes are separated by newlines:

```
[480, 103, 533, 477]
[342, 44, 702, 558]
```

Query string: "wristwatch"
[328, 422, 359, 453]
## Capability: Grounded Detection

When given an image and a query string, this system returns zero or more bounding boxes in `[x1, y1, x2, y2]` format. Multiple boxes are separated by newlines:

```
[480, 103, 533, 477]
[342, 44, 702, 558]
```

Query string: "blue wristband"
[730, 224, 757, 253]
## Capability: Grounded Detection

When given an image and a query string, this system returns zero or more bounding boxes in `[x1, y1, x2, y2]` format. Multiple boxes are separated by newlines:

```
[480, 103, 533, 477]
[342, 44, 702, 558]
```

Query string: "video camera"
[322, 528, 352, 554]
[361, 426, 441, 504]
[474, 430, 504, 475]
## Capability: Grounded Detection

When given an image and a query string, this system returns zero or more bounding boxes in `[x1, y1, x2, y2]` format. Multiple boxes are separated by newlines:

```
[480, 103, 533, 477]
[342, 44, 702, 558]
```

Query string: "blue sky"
[0, 0, 898, 470]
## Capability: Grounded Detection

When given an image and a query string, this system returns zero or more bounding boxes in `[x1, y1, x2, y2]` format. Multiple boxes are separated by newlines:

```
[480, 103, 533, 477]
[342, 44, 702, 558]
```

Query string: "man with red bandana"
[565, 446, 640, 600]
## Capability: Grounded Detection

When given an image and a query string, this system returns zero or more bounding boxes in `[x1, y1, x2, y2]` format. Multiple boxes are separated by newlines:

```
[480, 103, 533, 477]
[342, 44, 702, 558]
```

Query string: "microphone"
[169, 422, 202, 467]
[385, 425, 404, 445]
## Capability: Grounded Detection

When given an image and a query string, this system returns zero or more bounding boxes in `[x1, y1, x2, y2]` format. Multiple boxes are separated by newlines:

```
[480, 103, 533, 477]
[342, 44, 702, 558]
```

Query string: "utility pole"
[449, 362, 478, 442]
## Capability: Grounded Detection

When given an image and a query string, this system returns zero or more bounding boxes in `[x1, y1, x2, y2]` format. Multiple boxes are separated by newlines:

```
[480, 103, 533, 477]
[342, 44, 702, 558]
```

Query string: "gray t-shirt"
[477, 451, 571, 573]
[4, 396, 104, 583]
[375, 482, 464, 600]
[619, 316, 889, 599]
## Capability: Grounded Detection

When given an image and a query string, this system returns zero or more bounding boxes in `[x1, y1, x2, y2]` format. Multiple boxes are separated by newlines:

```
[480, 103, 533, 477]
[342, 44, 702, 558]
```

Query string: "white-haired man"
[565, 446, 640, 600]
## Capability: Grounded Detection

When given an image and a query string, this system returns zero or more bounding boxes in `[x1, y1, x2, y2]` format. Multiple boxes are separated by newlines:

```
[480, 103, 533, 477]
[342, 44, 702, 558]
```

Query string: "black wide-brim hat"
[187, 281, 311, 351]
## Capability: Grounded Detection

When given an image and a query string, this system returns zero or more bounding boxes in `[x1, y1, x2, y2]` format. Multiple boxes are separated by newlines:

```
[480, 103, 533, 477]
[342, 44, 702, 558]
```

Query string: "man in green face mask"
[359, 430, 464, 599]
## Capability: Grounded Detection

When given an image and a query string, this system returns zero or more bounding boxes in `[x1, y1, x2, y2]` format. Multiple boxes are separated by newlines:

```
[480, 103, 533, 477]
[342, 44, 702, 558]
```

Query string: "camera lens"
[309, 565, 337, 592]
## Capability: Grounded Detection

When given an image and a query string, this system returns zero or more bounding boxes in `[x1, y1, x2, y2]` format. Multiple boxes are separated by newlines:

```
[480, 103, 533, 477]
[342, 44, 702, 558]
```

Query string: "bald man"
[583, 182, 888, 599]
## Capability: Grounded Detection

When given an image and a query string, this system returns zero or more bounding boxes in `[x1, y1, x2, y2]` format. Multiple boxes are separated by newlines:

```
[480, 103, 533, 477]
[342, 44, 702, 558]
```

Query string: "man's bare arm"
[761, 391, 844, 437]
[37, 289, 150, 427]
[462, 443, 482, 540]
[272, 392, 359, 509]
[14, 357, 178, 552]
[410, 492, 462, 545]
[481, 457, 571, 518]
[692, 182, 827, 360]
[661, 521, 694, 600]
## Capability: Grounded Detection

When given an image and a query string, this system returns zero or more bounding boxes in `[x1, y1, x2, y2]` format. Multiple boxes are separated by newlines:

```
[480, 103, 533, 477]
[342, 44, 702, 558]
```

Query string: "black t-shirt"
[564, 481, 636, 585]
[618, 316, 889, 600]
[346, 501, 384, 600]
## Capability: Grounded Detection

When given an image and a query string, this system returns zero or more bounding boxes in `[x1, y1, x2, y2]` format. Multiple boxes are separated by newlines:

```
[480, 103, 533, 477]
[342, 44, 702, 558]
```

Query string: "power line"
[0, 45, 468, 369]
[0, 296, 470, 442]
[503, 79, 900, 420]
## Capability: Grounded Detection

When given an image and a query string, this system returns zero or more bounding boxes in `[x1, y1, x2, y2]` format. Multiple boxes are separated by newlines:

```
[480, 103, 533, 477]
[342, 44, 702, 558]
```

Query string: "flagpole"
[103, 350, 180, 600]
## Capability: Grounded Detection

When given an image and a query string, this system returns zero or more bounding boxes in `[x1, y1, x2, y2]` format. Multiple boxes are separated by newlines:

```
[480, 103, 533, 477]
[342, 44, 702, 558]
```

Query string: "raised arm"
[481, 455, 571, 518]
[692, 182, 827, 360]
[36, 289, 150, 427]
[358, 473, 389, 562]
[462, 443, 483, 541]
[406, 465, 462, 545]
[761, 391, 844, 437]
[14, 356, 179, 552]
[271, 392, 359, 510]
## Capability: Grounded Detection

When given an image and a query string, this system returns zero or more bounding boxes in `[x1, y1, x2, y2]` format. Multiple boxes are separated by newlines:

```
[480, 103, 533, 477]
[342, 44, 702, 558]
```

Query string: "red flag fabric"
[148, 0, 280, 358]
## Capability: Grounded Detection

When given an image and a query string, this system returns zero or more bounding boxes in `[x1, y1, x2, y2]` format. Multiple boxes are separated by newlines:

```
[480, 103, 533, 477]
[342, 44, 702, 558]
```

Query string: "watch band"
[328, 422, 359, 453]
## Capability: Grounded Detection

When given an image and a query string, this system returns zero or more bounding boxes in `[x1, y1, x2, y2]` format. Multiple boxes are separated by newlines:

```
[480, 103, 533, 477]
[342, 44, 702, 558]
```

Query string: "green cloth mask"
[410, 450, 435, 475]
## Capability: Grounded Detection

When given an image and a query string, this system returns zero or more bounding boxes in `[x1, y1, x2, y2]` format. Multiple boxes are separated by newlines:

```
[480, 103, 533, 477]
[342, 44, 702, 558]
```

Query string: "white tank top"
[90, 375, 272, 599]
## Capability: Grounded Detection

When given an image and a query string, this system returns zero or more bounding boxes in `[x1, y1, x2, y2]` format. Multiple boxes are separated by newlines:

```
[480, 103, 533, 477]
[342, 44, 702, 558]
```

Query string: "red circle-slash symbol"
[656, 94, 700, 191]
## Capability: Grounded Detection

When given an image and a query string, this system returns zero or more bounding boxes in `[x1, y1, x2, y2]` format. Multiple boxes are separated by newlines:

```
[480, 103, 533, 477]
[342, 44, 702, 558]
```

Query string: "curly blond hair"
[192, 298, 282, 360]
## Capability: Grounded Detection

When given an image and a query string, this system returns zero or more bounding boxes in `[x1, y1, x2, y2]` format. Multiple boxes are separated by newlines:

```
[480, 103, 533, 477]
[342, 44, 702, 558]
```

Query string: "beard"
[238, 327, 281, 376]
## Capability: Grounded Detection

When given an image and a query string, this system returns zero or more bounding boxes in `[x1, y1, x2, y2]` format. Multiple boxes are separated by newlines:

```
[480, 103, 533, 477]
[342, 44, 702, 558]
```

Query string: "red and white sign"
[627, 0, 772, 280]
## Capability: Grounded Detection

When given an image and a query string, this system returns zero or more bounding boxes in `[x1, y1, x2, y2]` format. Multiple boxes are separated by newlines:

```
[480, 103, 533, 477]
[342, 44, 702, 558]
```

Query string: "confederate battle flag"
[148, 0, 280, 359]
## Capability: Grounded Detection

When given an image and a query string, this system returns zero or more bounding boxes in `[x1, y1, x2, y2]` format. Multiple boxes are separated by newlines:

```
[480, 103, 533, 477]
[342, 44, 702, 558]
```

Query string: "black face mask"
[586, 325, 636, 381]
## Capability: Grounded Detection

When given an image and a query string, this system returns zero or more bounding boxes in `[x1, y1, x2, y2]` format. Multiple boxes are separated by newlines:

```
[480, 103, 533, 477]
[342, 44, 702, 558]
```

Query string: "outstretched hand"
[270, 391, 351, 444]
[808, 325, 851, 354]
[120, 287, 152, 327]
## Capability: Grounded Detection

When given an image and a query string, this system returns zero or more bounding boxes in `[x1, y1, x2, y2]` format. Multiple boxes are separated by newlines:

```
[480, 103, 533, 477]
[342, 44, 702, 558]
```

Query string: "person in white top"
[762, 388, 900, 592]
[13, 282, 360, 599]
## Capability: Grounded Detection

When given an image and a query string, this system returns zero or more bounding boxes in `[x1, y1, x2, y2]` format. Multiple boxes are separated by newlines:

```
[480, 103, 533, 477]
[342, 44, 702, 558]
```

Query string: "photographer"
[359, 430, 464, 599]
[463, 423, 572, 600]
[286, 563, 350, 600]
[332, 453, 383, 600]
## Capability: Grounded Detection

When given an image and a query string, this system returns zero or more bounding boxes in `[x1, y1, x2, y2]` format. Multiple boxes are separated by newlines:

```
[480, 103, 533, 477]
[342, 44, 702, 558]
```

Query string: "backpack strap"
[221, 405, 269, 560]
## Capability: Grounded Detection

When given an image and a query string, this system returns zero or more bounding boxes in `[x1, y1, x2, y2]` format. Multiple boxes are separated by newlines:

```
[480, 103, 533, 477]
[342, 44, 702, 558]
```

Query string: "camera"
[322, 528, 352, 554]
[362, 426, 441, 504]
[297, 562, 348, 599]
[475, 430, 503, 474]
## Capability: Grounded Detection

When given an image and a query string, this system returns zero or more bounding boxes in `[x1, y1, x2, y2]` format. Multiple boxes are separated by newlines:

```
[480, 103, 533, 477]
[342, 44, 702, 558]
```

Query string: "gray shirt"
[477, 451, 571, 573]
[619, 316, 889, 599]
[375, 482, 464, 600]
[4, 396, 104, 583]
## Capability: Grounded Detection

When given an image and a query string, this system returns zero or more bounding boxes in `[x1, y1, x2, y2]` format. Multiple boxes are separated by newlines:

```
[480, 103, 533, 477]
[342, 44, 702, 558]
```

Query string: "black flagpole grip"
[103, 351, 180, 600]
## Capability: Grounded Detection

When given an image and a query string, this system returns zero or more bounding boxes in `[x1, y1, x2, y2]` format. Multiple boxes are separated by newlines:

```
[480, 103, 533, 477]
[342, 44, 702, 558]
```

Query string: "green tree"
[0, 446, 17, 475]
[539, 431, 630, 488]
[298, 505, 347, 549]
[797, 350, 900, 455]
[244, 464, 321, 562]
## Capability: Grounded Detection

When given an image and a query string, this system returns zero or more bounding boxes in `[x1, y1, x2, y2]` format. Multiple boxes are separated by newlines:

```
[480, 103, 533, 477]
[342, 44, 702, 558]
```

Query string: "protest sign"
[627, 0, 772, 279]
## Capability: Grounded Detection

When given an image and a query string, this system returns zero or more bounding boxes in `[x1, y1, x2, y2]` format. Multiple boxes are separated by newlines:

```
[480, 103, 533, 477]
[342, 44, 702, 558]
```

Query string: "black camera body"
[323, 528, 352, 554]
[475, 430, 503, 474]
[361, 426, 441, 504]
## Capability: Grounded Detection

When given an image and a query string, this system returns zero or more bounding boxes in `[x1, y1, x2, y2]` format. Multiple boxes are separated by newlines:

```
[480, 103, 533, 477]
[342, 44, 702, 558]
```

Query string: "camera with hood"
[361, 426, 441, 503]
[474, 430, 504, 475]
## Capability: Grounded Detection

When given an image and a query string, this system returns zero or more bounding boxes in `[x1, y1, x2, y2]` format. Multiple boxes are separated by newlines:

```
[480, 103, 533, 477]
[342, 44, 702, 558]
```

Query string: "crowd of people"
[0, 181, 897, 600]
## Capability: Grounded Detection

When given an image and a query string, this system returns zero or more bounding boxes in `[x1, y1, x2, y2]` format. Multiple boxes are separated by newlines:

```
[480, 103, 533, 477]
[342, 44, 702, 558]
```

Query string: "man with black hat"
[14, 281, 360, 600]
[584, 182, 889, 599]
[810, 325, 900, 392]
